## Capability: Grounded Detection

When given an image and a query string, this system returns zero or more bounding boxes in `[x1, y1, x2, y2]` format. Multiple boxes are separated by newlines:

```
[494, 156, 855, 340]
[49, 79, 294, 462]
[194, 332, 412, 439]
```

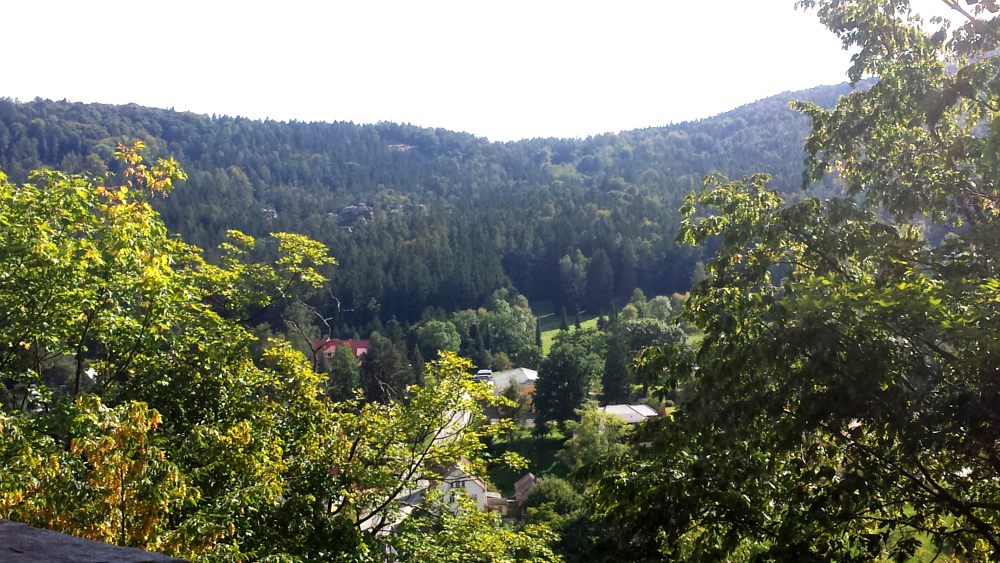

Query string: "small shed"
[599, 404, 659, 424]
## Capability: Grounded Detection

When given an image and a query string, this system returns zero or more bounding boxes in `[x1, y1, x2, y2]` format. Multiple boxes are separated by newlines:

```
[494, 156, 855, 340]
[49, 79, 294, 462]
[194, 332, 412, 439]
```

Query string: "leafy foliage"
[323, 343, 361, 401]
[0, 148, 553, 562]
[393, 493, 560, 563]
[591, 2, 1000, 560]
[523, 477, 597, 563]
[559, 406, 631, 474]
[533, 330, 605, 433]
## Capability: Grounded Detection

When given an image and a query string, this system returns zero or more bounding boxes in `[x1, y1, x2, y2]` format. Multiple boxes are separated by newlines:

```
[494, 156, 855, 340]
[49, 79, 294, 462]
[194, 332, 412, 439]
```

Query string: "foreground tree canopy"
[0, 144, 555, 562]
[592, 1, 1000, 561]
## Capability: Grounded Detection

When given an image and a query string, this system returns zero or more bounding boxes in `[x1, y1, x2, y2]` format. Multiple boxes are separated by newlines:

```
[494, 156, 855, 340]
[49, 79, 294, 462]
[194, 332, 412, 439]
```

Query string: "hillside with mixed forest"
[0, 82, 851, 334]
[6, 1, 1000, 560]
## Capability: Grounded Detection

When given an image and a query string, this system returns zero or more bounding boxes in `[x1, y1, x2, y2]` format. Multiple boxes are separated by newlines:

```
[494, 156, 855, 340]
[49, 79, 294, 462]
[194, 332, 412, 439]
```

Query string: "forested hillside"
[0, 82, 850, 334]
[6, 0, 1000, 559]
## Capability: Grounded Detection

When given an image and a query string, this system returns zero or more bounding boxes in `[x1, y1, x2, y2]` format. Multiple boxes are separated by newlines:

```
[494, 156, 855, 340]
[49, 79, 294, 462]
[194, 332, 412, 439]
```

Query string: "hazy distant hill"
[0, 82, 856, 332]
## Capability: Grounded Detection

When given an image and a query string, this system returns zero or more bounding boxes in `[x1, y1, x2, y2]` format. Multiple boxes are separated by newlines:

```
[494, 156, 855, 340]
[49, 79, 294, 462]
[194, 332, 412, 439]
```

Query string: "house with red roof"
[311, 338, 369, 365]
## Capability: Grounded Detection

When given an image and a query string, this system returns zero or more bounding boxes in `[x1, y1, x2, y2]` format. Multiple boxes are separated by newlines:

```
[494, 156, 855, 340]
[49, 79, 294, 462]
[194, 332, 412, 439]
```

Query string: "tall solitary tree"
[600, 324, 631, 406]
[409, 343, 425, 386]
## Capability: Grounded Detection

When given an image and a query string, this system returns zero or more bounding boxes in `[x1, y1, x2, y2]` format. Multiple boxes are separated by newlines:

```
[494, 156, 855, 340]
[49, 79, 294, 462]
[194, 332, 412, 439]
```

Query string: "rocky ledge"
[0, 519, 186, 563]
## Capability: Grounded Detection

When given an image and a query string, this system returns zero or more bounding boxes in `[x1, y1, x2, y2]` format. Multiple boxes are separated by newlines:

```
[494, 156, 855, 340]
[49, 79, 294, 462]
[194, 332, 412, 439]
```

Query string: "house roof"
[310, 339, 370, 361]
[443, 466, 488, 491]
[514, 472, 537, 501]
[599, 404, 659, 424]
[492, 368, 538, 393]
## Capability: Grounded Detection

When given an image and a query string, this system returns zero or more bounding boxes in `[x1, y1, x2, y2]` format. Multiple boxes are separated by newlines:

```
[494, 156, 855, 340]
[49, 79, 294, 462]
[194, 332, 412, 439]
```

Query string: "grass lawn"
[531, 299, 601, 354]
[685, 331, 703, 348]
[486, 426, 570, 497]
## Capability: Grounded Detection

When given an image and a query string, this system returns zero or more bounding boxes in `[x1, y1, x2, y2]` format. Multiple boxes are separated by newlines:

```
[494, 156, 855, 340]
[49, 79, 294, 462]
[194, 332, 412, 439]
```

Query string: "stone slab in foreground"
[0, 519, 186, 563]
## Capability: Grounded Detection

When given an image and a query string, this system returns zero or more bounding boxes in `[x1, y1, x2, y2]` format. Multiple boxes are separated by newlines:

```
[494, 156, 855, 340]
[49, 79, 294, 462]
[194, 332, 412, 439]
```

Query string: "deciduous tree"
[593, 2, 1000, 559]
[0, 148, 551, 562]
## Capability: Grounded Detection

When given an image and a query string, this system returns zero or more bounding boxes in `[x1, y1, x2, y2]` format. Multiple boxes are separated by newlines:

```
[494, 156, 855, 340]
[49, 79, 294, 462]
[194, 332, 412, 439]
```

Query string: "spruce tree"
[360, 332, 412, 403]
[480, 320, 493, 351]
[535, 318, 543, 347]
[585, 248, 614, 310]
[467, 323, 491, 371]
[386, 315, 404, 345]
[461, 324, 477, 360]
[574, 304, 582, 330]
[601, 326, 631, 405]
[409, 344, 425, 386]
[473, 343, 492, 373]
[560, 307, 569, 332]
[616, 238, 638, 302]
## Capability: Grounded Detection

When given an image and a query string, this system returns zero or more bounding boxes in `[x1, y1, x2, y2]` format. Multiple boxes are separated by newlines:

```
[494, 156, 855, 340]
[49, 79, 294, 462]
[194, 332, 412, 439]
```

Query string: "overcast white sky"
[3, 0, 957, 141]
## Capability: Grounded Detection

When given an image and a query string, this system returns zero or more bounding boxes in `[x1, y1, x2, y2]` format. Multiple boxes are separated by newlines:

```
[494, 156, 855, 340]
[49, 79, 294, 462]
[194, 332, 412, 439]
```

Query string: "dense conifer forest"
[0, 82, 849, 334]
